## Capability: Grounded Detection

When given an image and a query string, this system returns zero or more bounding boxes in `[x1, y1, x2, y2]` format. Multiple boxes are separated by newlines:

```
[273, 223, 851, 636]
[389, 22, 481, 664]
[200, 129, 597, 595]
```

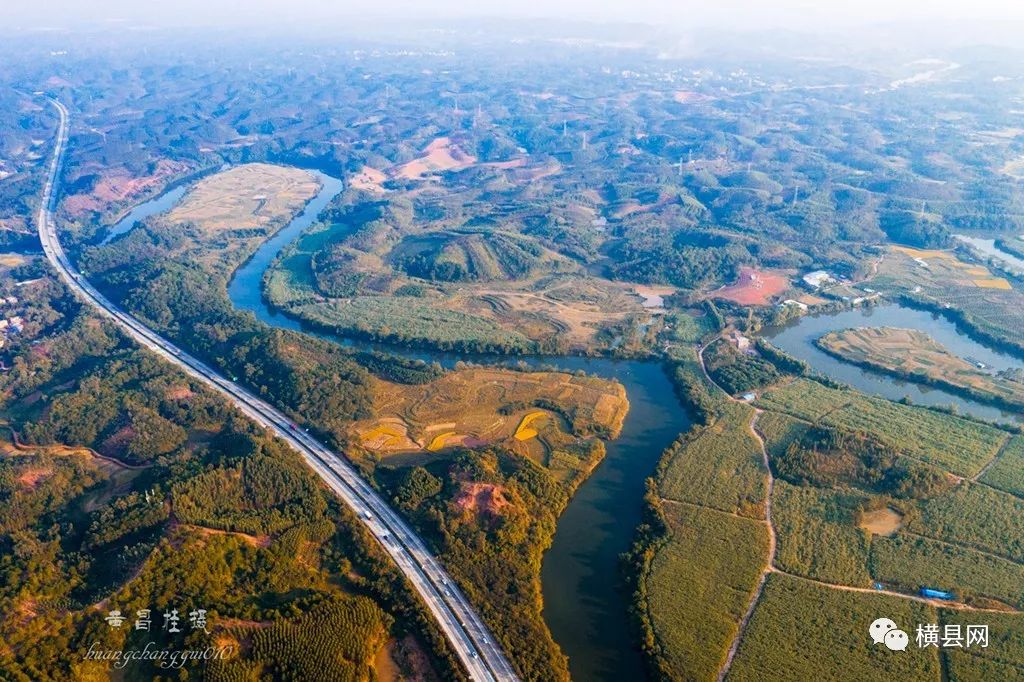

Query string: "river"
[955, 234, 1024, 274]
[98, 168, 231, 245]
[224, 171, 691, 682]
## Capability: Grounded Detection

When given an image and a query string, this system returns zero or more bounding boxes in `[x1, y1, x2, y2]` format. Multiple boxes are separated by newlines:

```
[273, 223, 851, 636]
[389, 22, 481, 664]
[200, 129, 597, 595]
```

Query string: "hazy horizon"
[5, 0, 1024, 44]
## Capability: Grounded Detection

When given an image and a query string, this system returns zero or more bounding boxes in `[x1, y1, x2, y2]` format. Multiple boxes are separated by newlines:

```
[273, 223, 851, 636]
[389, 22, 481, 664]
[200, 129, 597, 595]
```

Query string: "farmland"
[349, 366, 629, 484]
[818, 326, 1024, 410]
[871, 533, 1024, 609]
[756, 378, 1008, 477]
[941, 611, 1024, 681]
[979, 436, 1024, 496]
[165, 163, 320, 234]
[645, 502, 769, 681]
[908, 482, 1024, 564]
[727, 573, 941, 681]
[755, 410, 811, 460]
[658, 401, 767, 518]
[643, 353, 1024, 681]
[870, 246, 1024, 354]
[770, 481, 873, 587]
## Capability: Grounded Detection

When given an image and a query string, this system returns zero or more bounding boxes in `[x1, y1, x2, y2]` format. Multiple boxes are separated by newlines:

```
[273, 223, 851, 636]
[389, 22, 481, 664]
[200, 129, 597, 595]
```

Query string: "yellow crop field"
[514, 412, 547, 441]
[892, 246, 956, 260]
[358, 423, 416, 451]
[349, 367, 628, 465]
[427, 432, 457, 452]
[974, 277, 1013, 290]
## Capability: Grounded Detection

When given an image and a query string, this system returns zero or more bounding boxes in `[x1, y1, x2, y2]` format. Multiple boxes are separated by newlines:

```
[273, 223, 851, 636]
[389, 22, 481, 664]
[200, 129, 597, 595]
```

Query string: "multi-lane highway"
[36, 96, 519, 682]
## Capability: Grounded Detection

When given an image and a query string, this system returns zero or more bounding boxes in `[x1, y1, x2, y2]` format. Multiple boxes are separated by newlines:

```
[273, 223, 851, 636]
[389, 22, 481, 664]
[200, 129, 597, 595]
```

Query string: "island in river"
[817, 326, 1024, 412]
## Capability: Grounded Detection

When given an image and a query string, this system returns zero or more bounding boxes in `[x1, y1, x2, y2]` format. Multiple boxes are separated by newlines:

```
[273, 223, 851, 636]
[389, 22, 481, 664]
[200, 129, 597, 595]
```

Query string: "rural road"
[697, 338, 1015, 680]
[36, 96, 519, 682]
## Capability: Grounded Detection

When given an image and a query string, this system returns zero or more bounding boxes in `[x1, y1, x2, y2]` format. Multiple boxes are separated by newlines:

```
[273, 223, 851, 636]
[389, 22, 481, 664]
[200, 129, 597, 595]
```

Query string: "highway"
[35, 97, 519, 682]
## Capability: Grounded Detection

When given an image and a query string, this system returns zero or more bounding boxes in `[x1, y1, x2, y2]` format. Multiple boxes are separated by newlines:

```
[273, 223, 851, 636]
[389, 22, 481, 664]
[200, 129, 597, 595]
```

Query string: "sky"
[3, 0, 1023, 38]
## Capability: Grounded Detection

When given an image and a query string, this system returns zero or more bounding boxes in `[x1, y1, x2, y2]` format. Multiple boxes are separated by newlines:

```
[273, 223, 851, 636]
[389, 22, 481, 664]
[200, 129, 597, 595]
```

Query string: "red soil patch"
[16, 467, 53, 490]
[63, 159, 191, 218]
[164, 385, 194, 401]
[455, 482, 510, 518]
[99, 425, 136, 457]
[712, 267, 791, 306]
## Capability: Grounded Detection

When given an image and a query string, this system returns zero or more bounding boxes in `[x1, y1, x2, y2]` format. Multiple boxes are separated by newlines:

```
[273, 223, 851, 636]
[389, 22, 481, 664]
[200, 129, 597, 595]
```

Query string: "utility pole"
[792, 186, 799, 206]
[581, 131, 588, 151]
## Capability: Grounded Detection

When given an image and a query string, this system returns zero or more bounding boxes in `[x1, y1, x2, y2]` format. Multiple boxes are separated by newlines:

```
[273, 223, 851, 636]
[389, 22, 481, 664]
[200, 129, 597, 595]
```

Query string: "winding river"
[224, 172, 691, 682]
[105, 169, 1024, 681]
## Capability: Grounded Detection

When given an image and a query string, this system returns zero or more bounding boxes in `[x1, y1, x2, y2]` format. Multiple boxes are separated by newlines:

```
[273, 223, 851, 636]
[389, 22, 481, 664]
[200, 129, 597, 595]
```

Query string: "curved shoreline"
[814, 334, 1024, 416]
[896, 293, 1024, 359]
[224, 170, 692, 681]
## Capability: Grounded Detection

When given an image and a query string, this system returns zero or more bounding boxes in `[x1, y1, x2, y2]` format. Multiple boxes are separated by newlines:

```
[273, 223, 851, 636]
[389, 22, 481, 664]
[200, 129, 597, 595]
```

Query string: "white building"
[802, 270, 836, 289]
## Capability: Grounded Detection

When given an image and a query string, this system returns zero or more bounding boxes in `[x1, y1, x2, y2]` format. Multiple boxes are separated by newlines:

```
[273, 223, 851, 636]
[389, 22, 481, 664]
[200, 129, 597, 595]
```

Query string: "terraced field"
[349, 367, 629, 482]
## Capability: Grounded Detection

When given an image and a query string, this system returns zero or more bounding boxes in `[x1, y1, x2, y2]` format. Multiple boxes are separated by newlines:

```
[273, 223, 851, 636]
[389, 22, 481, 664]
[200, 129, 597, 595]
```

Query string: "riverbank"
[764, 303, 1024, 425]
[815, 327, 1024, 416]
[225, 170, 693, 682]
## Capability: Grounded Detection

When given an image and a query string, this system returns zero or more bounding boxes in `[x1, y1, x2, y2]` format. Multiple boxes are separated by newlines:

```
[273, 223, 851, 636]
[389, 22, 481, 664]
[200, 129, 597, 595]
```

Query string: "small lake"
[763, 303, 1024, 424]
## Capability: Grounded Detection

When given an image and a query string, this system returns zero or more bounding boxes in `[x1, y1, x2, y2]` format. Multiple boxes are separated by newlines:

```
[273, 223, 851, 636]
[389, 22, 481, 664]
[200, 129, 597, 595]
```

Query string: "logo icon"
[870, 617, 898, 644]
[870, 617, 909, 651]
[884, 629, 909, 651]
